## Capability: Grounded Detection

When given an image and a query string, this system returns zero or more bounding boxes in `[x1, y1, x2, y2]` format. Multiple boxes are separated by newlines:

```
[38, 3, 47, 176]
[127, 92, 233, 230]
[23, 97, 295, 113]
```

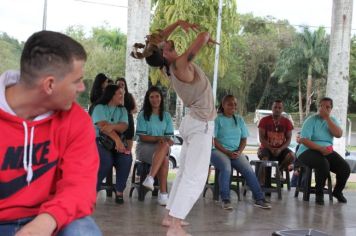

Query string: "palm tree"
[273, 27, 329, 123]
[274, 46, 307, 123]
[297, 27, 329, 117]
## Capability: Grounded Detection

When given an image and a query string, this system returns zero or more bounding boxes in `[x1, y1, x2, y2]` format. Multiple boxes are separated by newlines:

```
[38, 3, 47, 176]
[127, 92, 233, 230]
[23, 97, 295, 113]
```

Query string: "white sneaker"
[158, 192, 169, 206]
[142, 176, 154, 191]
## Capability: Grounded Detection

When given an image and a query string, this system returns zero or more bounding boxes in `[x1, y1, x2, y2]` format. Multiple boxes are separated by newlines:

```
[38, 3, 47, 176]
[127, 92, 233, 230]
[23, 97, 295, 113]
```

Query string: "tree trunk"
[315, 78, 326, 103]
[298, 78, 304, 125]
[256, 74, 272, 109]
[305, 71, 313, 117]
[125, 0, 151, 111]
[326, 0, 353, 157]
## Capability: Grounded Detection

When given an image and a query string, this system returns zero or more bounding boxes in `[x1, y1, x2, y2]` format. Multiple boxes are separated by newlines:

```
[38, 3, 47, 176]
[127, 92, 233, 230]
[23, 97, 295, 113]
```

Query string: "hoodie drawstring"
[22, 121, 35, 185]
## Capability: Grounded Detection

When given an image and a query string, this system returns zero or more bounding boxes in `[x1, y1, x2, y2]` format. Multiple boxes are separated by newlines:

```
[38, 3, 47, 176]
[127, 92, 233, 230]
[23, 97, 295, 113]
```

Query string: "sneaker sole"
[254, 204, 271, 209]
[222, 207, 233, 210]
[222, 205, 233, 210]
[142, 183, 154, 191]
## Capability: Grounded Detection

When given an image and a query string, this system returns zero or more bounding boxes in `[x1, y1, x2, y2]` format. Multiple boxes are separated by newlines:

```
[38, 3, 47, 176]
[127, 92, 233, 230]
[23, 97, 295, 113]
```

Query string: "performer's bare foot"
[161, 218, 190, 227]
[166, 217, 191, 236]
[167, 227, 192, 236]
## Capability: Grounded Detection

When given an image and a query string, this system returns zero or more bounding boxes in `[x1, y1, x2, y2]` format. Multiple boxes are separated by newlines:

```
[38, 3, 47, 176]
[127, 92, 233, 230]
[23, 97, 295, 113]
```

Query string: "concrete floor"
[93, 186, 356, 236]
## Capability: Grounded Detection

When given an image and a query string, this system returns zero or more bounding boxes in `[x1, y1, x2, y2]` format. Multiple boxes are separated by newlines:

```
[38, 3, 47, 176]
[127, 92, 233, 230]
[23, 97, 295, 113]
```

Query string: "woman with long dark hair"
[211, 95, 271, 210]
[91, 84, 132, 204]
[115, 77, 137, 154]
[89, 73, 109, 114]
[136, 86, 174, 206]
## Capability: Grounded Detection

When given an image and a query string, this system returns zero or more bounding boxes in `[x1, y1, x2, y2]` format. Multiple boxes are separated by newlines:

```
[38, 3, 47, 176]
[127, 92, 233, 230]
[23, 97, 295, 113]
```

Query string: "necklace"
[107, 106, 117, 122]
[272, 117, 279, 132]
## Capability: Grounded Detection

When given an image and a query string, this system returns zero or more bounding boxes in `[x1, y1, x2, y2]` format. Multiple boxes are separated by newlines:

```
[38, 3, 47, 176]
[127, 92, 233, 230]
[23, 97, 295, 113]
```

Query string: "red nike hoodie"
[0, 71, 99, 232]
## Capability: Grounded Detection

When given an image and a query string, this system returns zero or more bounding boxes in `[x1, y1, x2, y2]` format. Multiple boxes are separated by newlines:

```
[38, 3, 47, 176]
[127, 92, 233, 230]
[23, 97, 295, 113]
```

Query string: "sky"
[0, 0, 128, 41]
[0, 0, 355, 42]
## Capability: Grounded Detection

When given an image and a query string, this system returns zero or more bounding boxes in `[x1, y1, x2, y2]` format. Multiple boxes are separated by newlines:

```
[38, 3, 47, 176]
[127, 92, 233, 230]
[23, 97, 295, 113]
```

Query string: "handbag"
[98, 131, 116, 151]
[98, 107, 117, 151]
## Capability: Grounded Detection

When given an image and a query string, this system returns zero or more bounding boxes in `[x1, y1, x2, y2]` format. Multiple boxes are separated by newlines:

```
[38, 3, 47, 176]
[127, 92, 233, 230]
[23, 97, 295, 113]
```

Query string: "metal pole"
[347, 118, 352, 146]
[42, 0, 48, 30]
[212, 0, 223, 104]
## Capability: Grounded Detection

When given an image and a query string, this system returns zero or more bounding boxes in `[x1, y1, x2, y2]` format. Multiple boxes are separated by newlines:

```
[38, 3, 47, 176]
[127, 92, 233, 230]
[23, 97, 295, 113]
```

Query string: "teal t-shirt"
[296, 114, 340, 157]
[91, 104, 128, 137]
[214, 113, 249, 151]
[136, 111, 174, 141]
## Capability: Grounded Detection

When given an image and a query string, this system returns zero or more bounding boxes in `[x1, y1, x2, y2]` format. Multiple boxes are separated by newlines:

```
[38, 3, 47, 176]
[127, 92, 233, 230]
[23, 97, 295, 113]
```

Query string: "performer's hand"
[179, 20, 199, 33]
[207, 37, 219, 46]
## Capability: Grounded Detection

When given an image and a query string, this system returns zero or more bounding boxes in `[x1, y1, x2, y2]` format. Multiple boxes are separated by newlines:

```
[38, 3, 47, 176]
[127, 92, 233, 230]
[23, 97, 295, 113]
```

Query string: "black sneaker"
[262, 199, 270, 204]
[254, 200, 271, 209]
[115, 195, 124, 204]
[315, 195, 324, 205]
[333, 192, 347, 203]
[222, 200, 233, 210]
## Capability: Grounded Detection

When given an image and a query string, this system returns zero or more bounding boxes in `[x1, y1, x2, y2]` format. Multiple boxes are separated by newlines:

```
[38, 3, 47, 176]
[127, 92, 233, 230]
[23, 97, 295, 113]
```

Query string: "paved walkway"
[94, 185, 356, 236]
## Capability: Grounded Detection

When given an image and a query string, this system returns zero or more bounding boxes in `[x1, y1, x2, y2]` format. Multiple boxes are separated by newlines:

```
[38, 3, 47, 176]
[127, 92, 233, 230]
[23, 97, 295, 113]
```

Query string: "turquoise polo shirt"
[136, 111, 174, 141]
[214, 113, 249, 151]
[296, 114, 340, 157]
[91, 104, 128, 137]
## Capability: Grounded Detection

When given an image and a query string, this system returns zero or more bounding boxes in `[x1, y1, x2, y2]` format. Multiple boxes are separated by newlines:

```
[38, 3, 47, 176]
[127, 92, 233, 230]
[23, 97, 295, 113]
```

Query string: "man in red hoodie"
[0, 31, 101, 236]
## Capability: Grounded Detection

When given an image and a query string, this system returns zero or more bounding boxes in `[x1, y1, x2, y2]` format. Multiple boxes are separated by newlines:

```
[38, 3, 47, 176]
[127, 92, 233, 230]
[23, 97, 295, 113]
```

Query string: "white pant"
[166, 114, 214, 219]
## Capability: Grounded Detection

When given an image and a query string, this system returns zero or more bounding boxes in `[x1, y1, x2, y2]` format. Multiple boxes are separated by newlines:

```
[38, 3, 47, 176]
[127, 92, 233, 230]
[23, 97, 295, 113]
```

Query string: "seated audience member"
[91, 85, 132, 204]
[116, 77, 137, 154]
[297, 97, 350, 205]
[89, 73, 109, 115]
[0, 31, 101, 236]
[211, 95, 271, 210]
[136, 86, 174, 206]
[257, 100, 295, 179]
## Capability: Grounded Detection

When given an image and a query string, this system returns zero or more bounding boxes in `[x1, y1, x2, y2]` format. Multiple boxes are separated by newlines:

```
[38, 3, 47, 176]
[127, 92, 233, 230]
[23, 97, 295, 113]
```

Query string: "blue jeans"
[96, 139, 133, 192]
[211, 149, 264, 201]
[0, 216, 101, 236]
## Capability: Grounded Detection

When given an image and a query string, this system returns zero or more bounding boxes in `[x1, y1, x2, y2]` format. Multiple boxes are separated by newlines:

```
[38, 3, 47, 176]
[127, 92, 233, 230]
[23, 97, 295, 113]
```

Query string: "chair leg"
[275, 166, 282, 200]
[303, 169, 312, 202]
[327, 174, 333, 202]
[286, 169, 291, 191]
[294, 168, 303, 198]
[213, 169, 220, 201]
[129, 163, 138, 198]
[203, 165, 213, 198]
[106, 168, 113, 197]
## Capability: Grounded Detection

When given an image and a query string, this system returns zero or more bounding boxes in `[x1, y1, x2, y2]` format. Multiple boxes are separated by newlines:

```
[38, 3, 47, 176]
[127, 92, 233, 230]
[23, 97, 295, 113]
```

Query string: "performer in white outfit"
[131, 20, 218, 236]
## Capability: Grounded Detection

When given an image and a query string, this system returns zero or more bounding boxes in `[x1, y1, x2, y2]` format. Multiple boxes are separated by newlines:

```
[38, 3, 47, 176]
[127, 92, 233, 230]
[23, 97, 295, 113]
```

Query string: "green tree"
[219, 14, 296, 114]
[65, 25, 127, 107]
[273, 27, 329, 123]
[0, 33, 22, 73]
[348, 36, 356, 111]
[150, 0, 238, 85]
